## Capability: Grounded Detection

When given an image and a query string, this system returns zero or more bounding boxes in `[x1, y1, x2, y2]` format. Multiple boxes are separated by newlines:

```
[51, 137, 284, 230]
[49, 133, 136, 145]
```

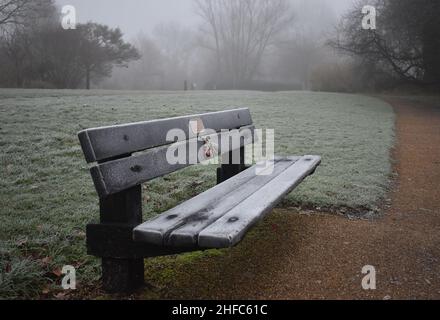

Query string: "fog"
[55, 0, 354, 39]
[8, 0, 431, 92]
[55, 0, 199, 38]
[53, 0, 356, 91]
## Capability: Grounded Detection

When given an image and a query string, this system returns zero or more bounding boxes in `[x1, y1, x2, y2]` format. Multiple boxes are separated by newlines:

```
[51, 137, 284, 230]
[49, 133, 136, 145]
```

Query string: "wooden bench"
[78, 108, 321, 293]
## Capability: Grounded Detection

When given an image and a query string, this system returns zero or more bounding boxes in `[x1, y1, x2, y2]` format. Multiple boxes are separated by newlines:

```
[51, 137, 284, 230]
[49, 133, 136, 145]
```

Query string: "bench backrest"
[78, 108, 254, 198]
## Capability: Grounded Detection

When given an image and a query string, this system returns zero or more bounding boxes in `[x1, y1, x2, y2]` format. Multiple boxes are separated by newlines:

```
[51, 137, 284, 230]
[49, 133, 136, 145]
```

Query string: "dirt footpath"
[266, 97, 440, 300]
[141, 97, 440, 300]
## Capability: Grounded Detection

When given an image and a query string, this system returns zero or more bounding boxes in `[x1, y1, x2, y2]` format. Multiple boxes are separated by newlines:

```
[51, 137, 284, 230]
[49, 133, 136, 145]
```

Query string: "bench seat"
[133, 155, 321, 249]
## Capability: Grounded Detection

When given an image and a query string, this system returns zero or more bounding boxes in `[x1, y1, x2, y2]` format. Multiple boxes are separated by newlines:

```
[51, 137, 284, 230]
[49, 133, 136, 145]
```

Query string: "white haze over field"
[53, 0, 358, 91]
[55, 0, 354, 39]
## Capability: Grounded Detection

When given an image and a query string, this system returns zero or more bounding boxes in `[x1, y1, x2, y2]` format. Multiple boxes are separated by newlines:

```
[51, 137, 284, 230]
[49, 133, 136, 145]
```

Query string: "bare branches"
[329, 0, 440, 85]
[195, 0, 293, 88]
[0, 0, 32, 27]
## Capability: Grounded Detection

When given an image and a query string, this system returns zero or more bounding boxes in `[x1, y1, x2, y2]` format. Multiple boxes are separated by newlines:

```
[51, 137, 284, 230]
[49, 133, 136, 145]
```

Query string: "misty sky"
[55, 0, 354, 39]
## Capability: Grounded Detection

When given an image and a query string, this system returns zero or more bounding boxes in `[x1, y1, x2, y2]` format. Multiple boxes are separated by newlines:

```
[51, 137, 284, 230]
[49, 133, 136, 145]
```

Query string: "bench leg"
[217, 146, 247, 184]
[102, 258, 144, 293]
[97, 185, 144, 293]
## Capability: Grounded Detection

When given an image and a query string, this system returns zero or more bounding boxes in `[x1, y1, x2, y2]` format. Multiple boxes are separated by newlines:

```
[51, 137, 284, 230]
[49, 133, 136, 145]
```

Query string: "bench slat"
[79, 108, 253, 163]
[166, 158, 299, 247]
[132, 157, 287, 245]
[133, 157, 299, 246]
[198, 156, 321, 248]
[91, 126, 255, 198]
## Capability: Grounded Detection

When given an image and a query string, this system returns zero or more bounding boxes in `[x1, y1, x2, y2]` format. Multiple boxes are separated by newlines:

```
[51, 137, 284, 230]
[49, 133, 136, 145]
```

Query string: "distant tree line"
[2, 0, 438, 92]
[105, 0, 440, 93]
[0, 0, 342, 91]
[103, 0, 339, 92]
[0, 0, 139, 89]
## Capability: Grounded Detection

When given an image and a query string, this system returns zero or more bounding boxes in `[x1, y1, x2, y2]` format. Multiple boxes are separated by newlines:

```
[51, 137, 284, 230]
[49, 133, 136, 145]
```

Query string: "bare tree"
[129, 33, 165, 89]
[0, 0, 56, 87]
[153, 22, 196, 89]
[329, 0, 440, 86]
[103, 33, 166, 90]
[273, 0, 337, 90]
[195, 0, 293, 88]
[0, 0, 31, 27]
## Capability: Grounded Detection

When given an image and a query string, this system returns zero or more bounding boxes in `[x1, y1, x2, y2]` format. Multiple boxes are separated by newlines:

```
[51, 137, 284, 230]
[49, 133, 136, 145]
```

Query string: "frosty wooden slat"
[133, 157, 299, 247]
[165, 158, 299, 247]
[198, 156, 321, 248]
[90, 125, 254, 198]
[133, 163, 261, 245]
[78, 108, 253, 163]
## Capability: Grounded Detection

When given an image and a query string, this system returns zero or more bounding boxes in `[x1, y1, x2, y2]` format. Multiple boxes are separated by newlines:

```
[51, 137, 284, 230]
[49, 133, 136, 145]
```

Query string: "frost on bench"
[133, 156, 321, 249]
[78, 107, 321, 293]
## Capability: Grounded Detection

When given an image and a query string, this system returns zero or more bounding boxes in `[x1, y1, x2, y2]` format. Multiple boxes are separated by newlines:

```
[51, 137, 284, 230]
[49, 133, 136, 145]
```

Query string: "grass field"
[0, 89, 395, 298]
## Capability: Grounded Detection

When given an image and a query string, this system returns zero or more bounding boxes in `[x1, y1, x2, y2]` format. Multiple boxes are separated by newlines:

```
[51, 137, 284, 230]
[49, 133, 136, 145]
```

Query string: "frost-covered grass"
[0, 89, 394, 298]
